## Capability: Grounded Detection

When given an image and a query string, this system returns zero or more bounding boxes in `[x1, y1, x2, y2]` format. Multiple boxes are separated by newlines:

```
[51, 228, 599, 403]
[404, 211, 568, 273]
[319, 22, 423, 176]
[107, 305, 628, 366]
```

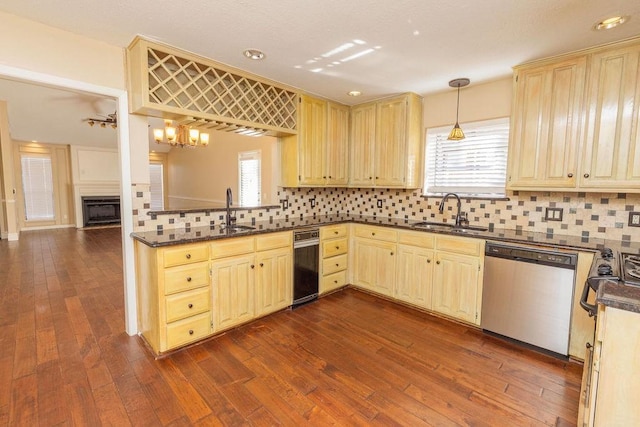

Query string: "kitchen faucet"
[225, 187, 236, 227]
[438, 193, 467, 227]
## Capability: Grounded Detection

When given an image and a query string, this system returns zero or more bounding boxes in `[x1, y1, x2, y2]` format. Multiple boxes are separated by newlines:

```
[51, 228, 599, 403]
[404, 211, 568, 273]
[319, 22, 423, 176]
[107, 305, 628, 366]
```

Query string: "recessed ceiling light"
[243, 49, 265, 60]
[594, 15, 629, 30]
[348, 91, 362, 97]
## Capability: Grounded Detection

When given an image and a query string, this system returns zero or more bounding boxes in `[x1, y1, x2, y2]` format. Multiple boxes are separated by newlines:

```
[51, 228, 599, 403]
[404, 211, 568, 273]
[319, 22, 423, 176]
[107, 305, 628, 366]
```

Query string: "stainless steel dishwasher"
[481, 242, 577, 356]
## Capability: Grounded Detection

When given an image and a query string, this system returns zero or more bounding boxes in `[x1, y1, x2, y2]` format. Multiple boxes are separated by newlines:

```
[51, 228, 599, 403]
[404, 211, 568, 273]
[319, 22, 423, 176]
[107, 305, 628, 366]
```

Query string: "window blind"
[21, 154, 55, 221]
[424, 117, 509, 196]
[238, 150, 261, 206]
[149, 163, 164, 210]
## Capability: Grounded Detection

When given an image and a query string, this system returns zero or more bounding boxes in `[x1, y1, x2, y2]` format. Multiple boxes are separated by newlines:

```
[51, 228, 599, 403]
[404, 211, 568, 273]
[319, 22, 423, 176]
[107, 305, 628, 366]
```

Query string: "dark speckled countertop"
[130, 213, 640, 312]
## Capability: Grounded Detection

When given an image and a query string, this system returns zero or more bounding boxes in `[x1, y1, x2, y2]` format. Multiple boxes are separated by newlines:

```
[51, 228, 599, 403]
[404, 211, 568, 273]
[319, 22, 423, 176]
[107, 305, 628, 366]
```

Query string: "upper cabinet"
[282, 92, 423, 189]
[280, 95, 350, 187]
[508, 57, 586, 188]
[581, 44, 640, 189]
[350, 93, 424, 188]
[508, 37, 640, 192]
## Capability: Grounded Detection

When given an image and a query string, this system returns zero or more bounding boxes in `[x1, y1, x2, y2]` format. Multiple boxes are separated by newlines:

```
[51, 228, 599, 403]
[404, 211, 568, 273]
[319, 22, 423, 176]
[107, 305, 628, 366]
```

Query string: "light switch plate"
[629, 212, 640, 227]
[545, 207, 563, 221]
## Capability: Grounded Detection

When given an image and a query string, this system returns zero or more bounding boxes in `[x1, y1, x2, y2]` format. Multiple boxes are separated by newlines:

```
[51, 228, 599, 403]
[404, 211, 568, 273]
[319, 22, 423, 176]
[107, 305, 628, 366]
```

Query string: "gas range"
[620, 252, 640, 287]
[586, 247, 620, 288]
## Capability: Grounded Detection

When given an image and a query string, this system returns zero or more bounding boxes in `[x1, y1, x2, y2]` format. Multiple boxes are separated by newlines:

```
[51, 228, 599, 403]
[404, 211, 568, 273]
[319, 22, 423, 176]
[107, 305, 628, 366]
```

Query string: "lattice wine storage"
[127, 37, 298, 136]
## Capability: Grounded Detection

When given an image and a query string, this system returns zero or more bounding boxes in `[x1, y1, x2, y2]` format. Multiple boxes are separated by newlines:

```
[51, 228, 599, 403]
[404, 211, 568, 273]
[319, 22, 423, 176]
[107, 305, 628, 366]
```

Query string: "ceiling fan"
[85, 111, 117, 128]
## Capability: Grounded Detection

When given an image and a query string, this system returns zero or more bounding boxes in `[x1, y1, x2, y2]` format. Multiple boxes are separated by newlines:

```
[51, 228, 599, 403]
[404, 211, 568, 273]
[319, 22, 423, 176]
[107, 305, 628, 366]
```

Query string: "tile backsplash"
[132, 184, 640, 241]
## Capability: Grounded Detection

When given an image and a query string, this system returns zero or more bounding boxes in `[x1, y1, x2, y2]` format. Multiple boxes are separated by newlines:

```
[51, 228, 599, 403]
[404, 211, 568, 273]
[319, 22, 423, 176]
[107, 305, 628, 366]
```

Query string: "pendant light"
[447, 78, 470, 141]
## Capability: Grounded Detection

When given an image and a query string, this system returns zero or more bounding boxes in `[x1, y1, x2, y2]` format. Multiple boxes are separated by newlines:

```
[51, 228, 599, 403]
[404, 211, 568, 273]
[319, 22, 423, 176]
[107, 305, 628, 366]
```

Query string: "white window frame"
[423, 117, 509, 197]
[238, 150, 261, 207]
[21, 153, 56, 221]
[149, 162, 164, 210]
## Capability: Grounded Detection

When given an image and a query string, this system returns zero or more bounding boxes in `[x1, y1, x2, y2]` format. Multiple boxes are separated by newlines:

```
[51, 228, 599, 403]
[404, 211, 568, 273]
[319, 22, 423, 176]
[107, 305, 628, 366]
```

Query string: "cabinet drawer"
[211, 236, 254, 259]
[398, 230, 435, 248]
[164, 263, 209, 295]
[166, 312, 211, 349]
[163, 244, 209, 268]
[322, 238, 348, 258]
[166, 287, 211, 323]
[321, 270, 347, 292]
[436, 236, 482, 256]
[256, 232, 292, 251]
[354, 225, 397, 242]
[321, 224, 348, 239]
[322, 254, 348, 275]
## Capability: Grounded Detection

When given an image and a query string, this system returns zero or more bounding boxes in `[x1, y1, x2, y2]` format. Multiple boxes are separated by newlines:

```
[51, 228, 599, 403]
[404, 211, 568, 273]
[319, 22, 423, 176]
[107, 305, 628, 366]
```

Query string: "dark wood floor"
[0, 228, 583, 426]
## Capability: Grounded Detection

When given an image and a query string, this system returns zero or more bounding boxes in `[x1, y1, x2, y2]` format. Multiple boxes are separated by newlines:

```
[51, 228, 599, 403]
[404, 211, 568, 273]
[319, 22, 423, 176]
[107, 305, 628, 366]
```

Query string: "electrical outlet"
[629, 212, 640, 227]
[377, 199, 383, 208]
[281, 199, 289, 210]
[310, 198, 316, 208]
[545, 207, 563, 222]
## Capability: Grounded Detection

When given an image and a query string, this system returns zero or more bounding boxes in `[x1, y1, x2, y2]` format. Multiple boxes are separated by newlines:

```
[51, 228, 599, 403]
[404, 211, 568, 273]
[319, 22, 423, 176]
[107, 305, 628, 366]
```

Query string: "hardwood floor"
[0, 228, 583, 426]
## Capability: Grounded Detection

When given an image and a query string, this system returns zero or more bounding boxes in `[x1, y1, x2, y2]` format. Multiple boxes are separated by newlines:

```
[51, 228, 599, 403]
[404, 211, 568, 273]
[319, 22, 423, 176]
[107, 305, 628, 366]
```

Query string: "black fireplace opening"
[82, 196, 121, 227]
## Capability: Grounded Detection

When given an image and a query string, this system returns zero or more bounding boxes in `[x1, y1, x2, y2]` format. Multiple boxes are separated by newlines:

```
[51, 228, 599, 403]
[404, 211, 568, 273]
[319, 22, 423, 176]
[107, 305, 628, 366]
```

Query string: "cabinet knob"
[188, 303, 193, 309]
[186, 276, 192, 282]
[371, 232, 375, 236]
[323, 176, 326, 179]
[427, 259, 431, 263]
[336, 246, 340, 250]
[390, 252, 394, 256]
[186, 254, 191, 259]
[375, 176, 379, 179]
[188, 329, 194, 335]
[369, 176, 373, 180]
[436, 260, 441, 265]
[567, 173, 573, 178]
[251, 265, 255, 269]
[334, 231, 339, 234]
[328, 176, 332, 179]
[336, 263, 340, 267]
[584, 173, 590, 178]
[260, 263, 264, 267]
[334, 280, 338, 284]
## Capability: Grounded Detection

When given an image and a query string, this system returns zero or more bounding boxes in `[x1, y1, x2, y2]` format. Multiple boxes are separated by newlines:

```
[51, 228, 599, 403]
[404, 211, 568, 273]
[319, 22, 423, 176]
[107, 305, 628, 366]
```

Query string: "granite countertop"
[597, 281, 640, 314]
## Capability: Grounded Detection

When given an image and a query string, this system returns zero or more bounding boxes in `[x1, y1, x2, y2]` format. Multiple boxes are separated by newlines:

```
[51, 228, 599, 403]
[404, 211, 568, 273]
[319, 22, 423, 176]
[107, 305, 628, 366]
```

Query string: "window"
[21, 154, 55, 221]
[238, 150, 261, 206]
[149, 163, 164, 210]
[423, 117, 509, 196]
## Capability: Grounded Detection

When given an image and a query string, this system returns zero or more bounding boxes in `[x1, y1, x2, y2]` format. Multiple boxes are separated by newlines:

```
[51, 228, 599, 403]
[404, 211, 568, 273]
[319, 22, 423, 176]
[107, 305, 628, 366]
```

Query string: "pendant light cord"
[455, 84, 460, 123]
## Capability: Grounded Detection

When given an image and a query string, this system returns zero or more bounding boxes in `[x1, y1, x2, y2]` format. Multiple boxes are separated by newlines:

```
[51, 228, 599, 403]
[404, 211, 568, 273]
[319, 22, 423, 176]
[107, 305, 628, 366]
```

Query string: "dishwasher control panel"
[486, 243, 577, 269]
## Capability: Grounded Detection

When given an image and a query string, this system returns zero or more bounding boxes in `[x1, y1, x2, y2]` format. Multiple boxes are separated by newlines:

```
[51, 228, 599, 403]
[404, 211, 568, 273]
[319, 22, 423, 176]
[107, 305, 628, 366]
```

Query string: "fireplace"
[82, 196, 121, 227]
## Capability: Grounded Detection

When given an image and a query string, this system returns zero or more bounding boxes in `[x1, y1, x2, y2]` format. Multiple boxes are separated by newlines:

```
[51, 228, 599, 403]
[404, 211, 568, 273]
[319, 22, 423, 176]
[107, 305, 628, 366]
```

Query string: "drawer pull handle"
[186, 254, 191, 259]
[188, 303, 193, 309]
[188, 329, 194, 335]
[186, 276, 192, 282]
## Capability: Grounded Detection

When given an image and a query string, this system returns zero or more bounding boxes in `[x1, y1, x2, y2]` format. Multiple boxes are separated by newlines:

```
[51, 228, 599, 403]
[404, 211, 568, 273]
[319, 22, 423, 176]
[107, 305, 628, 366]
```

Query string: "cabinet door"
[255, 246, 292, 316]
[395, 245, 434, 309]
[298, 95, 327, 185]
[432, 252, 481, 324]
[508, 57, 586, 188]
[326, 101, 350, 185]
[375, 96, 407, 186]
[581, 44, 640, 189]
[352, 238, 396, 297]
[349, 103, 376, 186]
[211, 254, 255, 332]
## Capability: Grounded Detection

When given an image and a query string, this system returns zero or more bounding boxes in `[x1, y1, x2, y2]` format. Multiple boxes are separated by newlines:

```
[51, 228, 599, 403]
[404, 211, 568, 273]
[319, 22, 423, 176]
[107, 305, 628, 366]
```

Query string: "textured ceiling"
[0, 0, 639, 146]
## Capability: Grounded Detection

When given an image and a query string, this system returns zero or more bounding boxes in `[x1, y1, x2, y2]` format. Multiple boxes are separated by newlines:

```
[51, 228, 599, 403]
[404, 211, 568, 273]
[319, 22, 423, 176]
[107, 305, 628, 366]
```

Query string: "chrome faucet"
[225, 187, 236, 227]
[438, 193, 467, 227]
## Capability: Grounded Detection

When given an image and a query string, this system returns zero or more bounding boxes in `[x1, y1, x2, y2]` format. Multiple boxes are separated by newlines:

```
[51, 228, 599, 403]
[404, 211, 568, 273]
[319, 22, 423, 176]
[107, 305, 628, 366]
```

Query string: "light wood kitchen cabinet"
[395, 242, 434, 309]
[508, 37, 640, 192]
[351, 225, 398, 297]
[319, 224, 349, 294]
[580, 43, 640, 190]
[134, 241, 213, 354]
[580, 305, 640, 426]
[211, 253, 255, 331]
[431, 236, 484, 325]
[211, 232, 292, 332]
[349, 93, 423, 188]
[280, 95, 349, 187]
[508, 56, 586, 189]
[255, 246, 292, 316]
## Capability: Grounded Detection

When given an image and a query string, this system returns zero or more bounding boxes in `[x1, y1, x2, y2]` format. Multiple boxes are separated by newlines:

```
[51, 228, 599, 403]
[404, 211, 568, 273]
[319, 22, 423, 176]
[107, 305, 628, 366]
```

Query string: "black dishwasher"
[292, 228, 319, 308]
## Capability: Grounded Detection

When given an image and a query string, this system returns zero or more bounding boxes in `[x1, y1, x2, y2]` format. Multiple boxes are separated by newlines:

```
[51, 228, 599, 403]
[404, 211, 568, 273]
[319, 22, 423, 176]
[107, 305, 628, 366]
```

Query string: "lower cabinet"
[395, 244, 434, 309]
[211, 253, 255, 332]
[255, 246, 293, 316]
[352, 235, 397, 297]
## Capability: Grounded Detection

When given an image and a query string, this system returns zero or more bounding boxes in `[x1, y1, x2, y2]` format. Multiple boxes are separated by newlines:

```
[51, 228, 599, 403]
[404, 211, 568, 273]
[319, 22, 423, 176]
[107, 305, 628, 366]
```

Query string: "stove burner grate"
[627, 269, 640, 280]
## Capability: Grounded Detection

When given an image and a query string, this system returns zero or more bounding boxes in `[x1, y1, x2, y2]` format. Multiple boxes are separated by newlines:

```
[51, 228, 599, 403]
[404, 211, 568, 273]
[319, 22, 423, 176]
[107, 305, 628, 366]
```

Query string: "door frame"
[0, 63, 138, 336]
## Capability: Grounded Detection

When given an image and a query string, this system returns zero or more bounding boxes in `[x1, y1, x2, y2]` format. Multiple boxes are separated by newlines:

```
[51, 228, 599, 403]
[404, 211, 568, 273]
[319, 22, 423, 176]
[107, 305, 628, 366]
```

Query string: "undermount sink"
[412, 221, 488, 233]
[222, 224, 256, 233]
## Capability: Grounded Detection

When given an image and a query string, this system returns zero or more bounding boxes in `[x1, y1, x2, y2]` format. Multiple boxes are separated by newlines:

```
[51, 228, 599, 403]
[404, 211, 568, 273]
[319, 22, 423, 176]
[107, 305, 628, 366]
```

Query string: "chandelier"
[85, 111, 117, 129]
[153, 120, 210, 148]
